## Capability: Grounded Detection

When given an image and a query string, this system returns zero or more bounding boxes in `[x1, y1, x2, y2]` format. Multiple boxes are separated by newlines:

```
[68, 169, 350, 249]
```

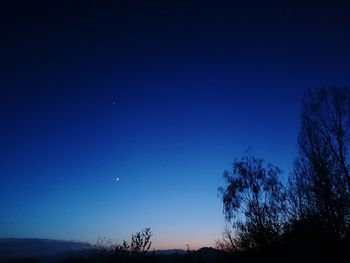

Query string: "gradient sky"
[1, 1, 350, 249]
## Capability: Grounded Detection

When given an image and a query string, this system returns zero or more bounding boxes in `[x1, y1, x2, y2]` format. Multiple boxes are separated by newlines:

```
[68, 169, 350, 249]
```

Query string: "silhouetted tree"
[215, 225, 238, 253]
[94, 228, 152, 262]
[288, 86, 350, 240]
[218, 154, 287, 250]
[130, 228, 152, 254]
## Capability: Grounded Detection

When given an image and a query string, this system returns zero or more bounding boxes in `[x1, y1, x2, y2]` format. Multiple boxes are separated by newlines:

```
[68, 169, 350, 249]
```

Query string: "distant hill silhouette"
[0, 238, 92, 262]
[193, 247, 228, 261]
[154, 249, 186, 255]
[0, 238, 235, 263]
[195, 247, 224, 254]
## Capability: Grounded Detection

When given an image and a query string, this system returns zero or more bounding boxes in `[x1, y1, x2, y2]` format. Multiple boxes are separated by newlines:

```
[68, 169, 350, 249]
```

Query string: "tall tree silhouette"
[288, 86, 350, 240]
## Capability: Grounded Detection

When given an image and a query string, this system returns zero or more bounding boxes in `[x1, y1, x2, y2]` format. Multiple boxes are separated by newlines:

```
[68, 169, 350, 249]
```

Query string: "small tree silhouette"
[215, 225, 238, 252]
[130, 228, 152, 254]
[218, 153, 286, 250]
[94, 228, 152, 260]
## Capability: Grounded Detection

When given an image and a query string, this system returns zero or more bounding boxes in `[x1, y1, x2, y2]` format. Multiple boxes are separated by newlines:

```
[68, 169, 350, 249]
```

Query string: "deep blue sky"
[1, 1, 350, 249]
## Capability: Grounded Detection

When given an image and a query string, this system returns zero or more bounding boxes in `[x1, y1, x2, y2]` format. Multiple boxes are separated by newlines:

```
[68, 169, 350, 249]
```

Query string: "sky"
[1, 0, 350, 249]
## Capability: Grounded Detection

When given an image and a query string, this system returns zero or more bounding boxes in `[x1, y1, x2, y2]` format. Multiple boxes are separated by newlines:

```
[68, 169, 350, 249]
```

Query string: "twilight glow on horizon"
[1, 1, 349, 250]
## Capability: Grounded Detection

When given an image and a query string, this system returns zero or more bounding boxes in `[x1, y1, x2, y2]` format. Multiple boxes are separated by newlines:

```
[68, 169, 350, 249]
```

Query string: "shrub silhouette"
[92, 228, 153, 262]
[130, 228, 152, 254]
